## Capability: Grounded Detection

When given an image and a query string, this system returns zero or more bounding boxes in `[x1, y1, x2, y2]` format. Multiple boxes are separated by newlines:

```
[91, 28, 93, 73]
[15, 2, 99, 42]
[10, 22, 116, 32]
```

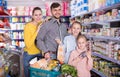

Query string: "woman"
[23, 7, 43, 77]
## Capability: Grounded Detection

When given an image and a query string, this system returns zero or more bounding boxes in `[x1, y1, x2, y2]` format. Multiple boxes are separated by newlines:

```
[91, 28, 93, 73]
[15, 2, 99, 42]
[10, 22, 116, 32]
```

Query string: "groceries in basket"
[29, 57, 60, 71]
[61, 64, 77, 77]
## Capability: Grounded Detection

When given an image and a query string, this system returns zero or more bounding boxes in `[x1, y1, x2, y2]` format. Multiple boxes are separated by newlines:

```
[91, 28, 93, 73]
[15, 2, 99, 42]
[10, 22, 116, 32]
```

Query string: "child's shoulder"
[65, 35, 75, 39]
[71, 50, 77, 55]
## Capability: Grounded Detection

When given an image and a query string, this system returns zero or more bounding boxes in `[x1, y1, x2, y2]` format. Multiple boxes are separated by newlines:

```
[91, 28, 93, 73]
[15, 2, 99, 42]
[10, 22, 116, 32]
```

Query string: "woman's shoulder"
[25, 22, 32, 26]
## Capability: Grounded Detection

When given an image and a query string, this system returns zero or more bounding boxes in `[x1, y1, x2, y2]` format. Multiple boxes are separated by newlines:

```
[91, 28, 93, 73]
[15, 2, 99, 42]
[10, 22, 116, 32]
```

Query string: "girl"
[63, 21, 82, 63]
[68, 35, 93, 77]
[23, 7, 43, 77]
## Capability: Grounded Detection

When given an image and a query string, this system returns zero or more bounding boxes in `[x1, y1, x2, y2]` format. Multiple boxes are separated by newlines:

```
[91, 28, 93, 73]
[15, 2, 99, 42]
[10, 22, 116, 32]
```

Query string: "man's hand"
[44, 52, 51, 60]
[55, 38, 62, 45]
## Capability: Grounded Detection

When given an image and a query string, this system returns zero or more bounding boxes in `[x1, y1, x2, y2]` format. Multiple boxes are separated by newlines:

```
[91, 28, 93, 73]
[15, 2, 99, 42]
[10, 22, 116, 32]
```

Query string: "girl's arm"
[68, 51, 82, 66]
[86, 51, 93, 70]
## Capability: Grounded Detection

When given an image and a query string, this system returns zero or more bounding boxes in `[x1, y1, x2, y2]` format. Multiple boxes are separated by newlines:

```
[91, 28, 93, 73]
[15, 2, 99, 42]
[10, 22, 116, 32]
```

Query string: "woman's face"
[32, 10, 42, 23]
[71, 23, 81, 37]
[77, 38, 87, 50]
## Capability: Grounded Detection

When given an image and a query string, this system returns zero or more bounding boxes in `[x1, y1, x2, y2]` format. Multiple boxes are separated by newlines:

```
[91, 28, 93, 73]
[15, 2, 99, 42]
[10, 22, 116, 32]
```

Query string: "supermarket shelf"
[0, 15, 31, 18]
[107, 19, 120, 22]
[91, 69, 107, 77]
[10, 22, 26, 23]
[0, 10, 11, 16]
[82, 18, 120, 26]
[12, 39, 24, 41]
[92, 52, 120, 65]
[12, 30, 23, 32]
[0, 28, 11, 32]
[79, 3, 120, 16]
[0, 15, 31, 17]
[86, 35, 120, 42]
[0, 29, 24, 32]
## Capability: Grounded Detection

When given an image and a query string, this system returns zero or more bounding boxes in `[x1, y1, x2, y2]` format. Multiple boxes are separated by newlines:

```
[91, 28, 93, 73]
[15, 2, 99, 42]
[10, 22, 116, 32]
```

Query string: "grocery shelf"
[91, 69, 107, 77]
[79, 3, 120, 16]
[10, 22, 26, 23]
[10, 16, 31, 18]
[12, 39, 24, 41]
[12, 30, 23, 32]
[82, 21, 108, 26]
[82, 18, 120, 26]
[92, 52, 120, 65]
[0, 28, 11, 31]
[86, 35, 120, 42]
[107, 19, 120, 22]
[0, 10, 10, 16]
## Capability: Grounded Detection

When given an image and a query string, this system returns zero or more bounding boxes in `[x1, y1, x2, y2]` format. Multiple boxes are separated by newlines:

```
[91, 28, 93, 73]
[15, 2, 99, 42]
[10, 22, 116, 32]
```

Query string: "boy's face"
[71, 24, 81, 37]
[51, 6, 62, 19]
[77, 38, 87, 50]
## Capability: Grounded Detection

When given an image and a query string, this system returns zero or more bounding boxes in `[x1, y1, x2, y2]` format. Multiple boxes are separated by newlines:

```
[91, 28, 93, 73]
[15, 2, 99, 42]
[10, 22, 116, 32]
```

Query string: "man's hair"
[50, 2, 61, 10]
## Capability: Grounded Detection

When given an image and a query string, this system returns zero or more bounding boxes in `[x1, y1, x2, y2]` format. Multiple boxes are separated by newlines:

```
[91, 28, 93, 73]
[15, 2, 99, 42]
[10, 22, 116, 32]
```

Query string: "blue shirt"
[63, 35, 76, 63]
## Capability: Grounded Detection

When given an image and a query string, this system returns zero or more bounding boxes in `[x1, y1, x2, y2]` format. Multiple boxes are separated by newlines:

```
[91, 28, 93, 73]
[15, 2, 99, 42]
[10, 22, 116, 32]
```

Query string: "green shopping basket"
[29, 67, 60, 77]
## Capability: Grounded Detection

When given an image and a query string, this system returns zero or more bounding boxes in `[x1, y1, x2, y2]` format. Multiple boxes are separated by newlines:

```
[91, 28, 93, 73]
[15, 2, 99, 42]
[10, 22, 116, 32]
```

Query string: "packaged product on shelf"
[118, 49, 120, 60]
[93, 57, 120, 77]
[112, 9, 118, 19]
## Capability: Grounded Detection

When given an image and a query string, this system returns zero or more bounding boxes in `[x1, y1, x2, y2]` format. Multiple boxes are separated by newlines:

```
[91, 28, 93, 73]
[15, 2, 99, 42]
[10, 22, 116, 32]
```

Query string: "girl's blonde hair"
[71, 21, 82, 29]
[76, 34, 87, 42]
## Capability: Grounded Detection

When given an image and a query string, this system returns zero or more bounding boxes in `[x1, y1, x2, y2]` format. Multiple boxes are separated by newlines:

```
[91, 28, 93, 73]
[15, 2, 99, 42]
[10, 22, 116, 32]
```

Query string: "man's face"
[51, 6, 62, 19]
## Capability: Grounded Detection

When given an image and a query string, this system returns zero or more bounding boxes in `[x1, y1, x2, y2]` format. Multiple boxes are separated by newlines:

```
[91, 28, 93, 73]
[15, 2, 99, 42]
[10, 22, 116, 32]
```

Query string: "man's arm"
[36, 23, 49, 53]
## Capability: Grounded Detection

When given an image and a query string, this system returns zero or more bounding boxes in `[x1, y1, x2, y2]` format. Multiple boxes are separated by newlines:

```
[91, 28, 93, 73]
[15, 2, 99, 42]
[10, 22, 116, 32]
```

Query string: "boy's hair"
[50, 2, 61, 10]
[76, 34, 87, 41]
[71, 21, 82, 29]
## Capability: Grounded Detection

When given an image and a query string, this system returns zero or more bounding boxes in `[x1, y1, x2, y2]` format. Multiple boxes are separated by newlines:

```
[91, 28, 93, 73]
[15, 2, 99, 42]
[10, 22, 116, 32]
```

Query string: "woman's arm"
[24, 23, 37, 49]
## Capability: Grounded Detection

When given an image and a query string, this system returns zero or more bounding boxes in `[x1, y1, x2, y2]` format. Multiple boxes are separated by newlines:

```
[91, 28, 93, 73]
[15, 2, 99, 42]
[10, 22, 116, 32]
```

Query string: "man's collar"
[51, 17, 61, 23]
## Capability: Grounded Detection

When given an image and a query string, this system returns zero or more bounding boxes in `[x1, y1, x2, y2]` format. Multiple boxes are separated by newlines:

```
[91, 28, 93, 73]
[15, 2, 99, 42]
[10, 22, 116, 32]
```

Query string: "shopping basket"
[29, 67, 60, 77]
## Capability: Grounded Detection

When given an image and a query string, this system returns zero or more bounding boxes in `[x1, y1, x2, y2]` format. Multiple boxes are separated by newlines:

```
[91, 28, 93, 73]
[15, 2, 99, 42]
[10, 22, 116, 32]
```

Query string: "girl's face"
[77, 38, 87, 50]
[71, 23, 81, 37]
[32, 10, 42, 23]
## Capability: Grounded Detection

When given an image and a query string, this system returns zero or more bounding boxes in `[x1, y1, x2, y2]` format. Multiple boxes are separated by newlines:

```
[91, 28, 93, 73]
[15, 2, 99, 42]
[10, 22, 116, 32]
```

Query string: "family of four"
[23, 2, 93, 77]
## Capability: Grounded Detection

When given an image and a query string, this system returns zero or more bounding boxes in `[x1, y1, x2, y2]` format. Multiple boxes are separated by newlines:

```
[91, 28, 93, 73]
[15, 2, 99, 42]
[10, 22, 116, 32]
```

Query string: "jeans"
[23, 52, 42, 77]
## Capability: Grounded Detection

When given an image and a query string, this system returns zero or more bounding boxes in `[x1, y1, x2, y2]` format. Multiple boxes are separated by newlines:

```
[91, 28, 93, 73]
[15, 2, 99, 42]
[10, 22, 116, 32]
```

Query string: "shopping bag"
[57, 45, 64, 64]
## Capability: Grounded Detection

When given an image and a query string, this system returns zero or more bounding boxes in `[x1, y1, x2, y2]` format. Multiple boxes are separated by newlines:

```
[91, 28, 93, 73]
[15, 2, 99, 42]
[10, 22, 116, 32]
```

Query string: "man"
[36, 2, 68, 59]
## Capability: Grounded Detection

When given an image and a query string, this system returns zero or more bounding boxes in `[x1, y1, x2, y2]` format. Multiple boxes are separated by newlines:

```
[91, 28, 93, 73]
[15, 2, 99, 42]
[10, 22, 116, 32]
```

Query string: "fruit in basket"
[46, 59, 59, 70]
